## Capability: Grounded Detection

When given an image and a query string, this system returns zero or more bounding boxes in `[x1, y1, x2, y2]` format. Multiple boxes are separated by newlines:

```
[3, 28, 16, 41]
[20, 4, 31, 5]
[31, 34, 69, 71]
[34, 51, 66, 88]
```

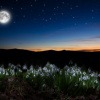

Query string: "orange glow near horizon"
[26, 46, 100, 52]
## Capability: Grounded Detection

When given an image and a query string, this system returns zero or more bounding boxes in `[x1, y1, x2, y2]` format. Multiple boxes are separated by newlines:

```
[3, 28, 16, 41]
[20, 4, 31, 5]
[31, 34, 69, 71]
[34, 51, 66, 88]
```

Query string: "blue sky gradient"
[0, 0, 100, 51]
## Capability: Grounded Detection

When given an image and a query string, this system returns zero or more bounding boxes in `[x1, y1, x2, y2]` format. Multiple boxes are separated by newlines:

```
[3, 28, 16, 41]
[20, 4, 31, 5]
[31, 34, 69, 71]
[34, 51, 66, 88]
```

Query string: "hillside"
[0, 49, 100, 71]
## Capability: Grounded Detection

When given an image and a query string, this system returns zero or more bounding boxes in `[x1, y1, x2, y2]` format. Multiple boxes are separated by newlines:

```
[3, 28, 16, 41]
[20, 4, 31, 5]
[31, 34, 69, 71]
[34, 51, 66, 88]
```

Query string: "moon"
[0, 10, 11, 24]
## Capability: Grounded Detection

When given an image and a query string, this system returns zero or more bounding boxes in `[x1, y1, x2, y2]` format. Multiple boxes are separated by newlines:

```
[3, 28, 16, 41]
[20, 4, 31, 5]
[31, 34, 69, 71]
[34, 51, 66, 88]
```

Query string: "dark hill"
[0, 49, 100, 71]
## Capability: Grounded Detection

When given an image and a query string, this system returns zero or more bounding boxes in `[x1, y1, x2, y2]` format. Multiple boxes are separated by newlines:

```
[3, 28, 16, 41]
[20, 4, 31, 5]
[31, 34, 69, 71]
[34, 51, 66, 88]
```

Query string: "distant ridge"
[77, 49, 100, 52]
[1, 48, 100, 52]
[0, 49, 100, 71]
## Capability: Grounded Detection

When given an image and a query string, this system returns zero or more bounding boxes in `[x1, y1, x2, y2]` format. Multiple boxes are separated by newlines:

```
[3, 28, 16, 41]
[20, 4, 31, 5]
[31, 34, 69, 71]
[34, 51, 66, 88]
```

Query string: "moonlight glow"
[0, 10, 11, 24]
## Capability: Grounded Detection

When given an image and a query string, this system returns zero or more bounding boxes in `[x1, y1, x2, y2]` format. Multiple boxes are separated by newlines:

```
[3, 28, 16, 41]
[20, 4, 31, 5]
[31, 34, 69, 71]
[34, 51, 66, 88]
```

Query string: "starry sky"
[0, 0, 100, 51]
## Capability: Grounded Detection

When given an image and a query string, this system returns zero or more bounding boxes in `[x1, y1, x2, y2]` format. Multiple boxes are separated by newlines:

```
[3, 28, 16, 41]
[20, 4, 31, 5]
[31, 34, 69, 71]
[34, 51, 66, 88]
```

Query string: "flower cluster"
[0, 62, 100, 91]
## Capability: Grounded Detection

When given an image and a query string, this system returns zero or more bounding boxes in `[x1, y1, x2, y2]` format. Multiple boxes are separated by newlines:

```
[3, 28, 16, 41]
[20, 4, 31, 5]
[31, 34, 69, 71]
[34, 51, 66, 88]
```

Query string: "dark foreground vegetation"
[0, 63, 100, 100]
[0, 49, 100, 99]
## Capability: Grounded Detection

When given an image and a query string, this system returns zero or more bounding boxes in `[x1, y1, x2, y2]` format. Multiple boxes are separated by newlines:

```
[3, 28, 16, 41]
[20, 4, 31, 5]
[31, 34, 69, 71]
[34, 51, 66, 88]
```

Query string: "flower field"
[0, 62, 100, 99]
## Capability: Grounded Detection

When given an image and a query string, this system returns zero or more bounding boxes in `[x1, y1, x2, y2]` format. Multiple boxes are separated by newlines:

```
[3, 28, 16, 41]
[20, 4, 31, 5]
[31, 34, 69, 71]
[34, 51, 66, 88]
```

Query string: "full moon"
[0, 10, 11, 24]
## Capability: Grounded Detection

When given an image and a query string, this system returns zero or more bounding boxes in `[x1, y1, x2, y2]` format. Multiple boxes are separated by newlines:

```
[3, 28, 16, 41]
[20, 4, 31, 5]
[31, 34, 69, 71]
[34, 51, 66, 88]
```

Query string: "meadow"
[0, 62, 100, 99]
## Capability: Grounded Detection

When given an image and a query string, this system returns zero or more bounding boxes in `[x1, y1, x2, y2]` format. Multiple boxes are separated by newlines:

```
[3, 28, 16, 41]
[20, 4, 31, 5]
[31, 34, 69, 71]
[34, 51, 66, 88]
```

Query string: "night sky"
[0, 0, 100, 51]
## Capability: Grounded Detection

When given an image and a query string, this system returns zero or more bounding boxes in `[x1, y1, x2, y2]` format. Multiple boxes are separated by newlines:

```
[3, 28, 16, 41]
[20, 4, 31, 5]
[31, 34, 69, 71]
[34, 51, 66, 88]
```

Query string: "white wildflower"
[34, 74, 36, 77]
[83, 82, 86, 86]
[30, 65, 34, 71]
[42, 84, 46, 88]
[79, 77, 82, 81]
[98, 74, 100, 77]
[75, 83, 78, 86]
[94, 79, 98, 84]
[22, 64, 27, 70]
[26, 75, 29, 78]
[82, 75, 89, 80]
[64, 65, 69, 70]
[83, 72, 86, 75]
[72, 73, 76, 76]
[0, 67, 5, 74]
[88, 68, 91, 73]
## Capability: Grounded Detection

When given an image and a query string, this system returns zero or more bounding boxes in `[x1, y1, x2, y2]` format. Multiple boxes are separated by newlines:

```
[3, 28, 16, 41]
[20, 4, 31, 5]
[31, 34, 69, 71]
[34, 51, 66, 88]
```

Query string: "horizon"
[1, 48, 100, 52]
[0, 0, 100, 50]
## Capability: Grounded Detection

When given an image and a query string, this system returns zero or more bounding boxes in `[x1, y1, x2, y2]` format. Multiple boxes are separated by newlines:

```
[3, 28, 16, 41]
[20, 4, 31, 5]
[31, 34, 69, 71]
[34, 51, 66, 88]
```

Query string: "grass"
[0, 62, 100, 99]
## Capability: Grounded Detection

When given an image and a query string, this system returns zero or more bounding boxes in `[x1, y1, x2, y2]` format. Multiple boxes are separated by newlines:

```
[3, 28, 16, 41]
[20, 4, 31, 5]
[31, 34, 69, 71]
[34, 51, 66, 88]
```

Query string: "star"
[53, 13, 56, 16]
[42, 9, 45, 12]
[45, 19, 48, 22]
[21, 8, 23, 10]
[42, 18, 45, 21]
[85, 22, 88, 25]
[57, 6, 59, 9]
[61, 13, 64, 15]
[13, 21, 16, 24]
[54, 8, 56, 10]
[91, 9, 94, 12]
[23, 15, 26, 18]
[49, 18, 52, 20]
[75, 5, 79, 8]
[62, 2, 65, 4]
[44, 4, 46, 7]
[92, 16, 94, 19]
[31, 5, 33, 7]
